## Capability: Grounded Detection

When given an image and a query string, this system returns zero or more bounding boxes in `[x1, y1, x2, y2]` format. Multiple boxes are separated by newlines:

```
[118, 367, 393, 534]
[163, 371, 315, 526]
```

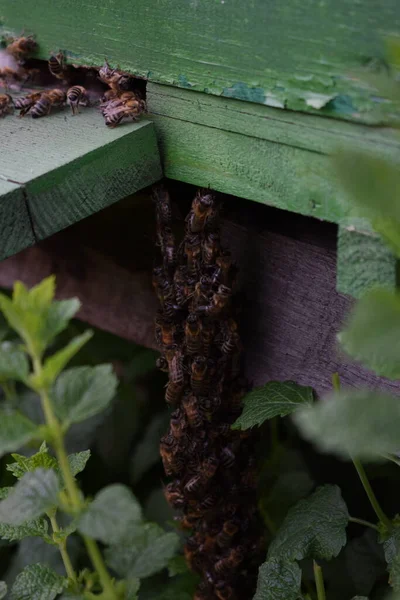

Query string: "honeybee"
[31, 89, 66, 118]
[48, 52, 69, 81]
[184, 474, 203, 496]
[160, 433, 183, 475]
[155, 355, 169, 372]
[182, 394, 202, 428]
[220, 447, 235, 469]
[201, 455, 219, 480]
[162, 226, 176, 272]
[165, 345, 184, 386]
[165, 381, 184, 406]
[190, 356, 209, 395]
[201, 319, 215, 356]
[215, 581, 235, 600]
[153, 185, 172, 226]
[212, 253, 233, 286]
[170, 408, 187, 439]
[186, 190, 214, 233]
[221, 319, 241, 355]
[203, 232, 220, 265]
[164, 481, 185, 509]
[0, 94, 13, 117]
[197, 285, 231, 318]
[216, 519, 240, 548]
[214, 547, 244, 575]
[192, 277, 212, 309]
[104, 97, 145, 127]
[199, 394, 221, 416]
[184, 234, 201, 277]
[0, 67, 23, 88]
[184, 314, 202, 355]
[158, 319, 175, 348]
[152, 268, 174, 304]
[13, 91, 42, 117]
[67, 85, 89, 115]
[98, 59, 132, 92]
[6, 35, 37, 62]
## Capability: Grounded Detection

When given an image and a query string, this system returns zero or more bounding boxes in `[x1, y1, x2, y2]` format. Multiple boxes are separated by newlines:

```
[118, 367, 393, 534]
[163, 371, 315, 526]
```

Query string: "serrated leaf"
[52, 365, 117, 426]
[0, 342, 29, 383]
[384, 527, 400, 592]
[20, 277, 55, 309]
[106, 523, 180, 579]
[253, 558, 302, 600]
[30, 331, 93, 390]
[294, 390, 400, 461]
[0, 410, 37, 458]
[0, 469, 60, 525]
[268, 485, 348, 562]
[7, 449, 58, 480]
[232, 381, 314, 430]
[0, 491, 50, 542]
[0, 583, 6, 599]
[10, 563, 67, 600]
[339, 288, 400, 379]
[78, 484, 142, 545]
[67, 450, 91, 477]
[126, 578, 141, 600]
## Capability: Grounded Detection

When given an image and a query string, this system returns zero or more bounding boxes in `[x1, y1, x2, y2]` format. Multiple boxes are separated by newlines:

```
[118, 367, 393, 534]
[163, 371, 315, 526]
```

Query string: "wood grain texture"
[0, 180, 35, 260]
[1, 0, 399, 123]
[147, 84, 400, 224]
[337, 219, 398, 298]
[0, 193, 397, 397]
[1, 109, 162, 243]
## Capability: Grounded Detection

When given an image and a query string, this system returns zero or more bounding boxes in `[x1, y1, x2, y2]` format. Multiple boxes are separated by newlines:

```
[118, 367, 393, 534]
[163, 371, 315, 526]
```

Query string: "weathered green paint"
[0, 180, 35, 260]
[337, 219, 398, 297]
[147, 83, 400, 223]
[1, 0, 400, 123]
[1, 109, 162, 243]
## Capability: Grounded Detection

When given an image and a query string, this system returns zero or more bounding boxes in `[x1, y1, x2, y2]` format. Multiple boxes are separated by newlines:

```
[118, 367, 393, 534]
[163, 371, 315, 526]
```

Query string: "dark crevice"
[21, 187, 38, 244]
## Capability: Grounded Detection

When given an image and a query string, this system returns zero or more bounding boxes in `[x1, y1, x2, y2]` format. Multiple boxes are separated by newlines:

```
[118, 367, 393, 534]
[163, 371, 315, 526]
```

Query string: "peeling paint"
[177, 74, 194, 88]
[305, 93, 335, 109]
[222, 82, 266, 103]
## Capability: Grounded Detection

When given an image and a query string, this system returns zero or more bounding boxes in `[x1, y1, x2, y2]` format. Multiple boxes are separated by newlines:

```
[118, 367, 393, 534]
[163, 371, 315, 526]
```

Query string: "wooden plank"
[0, 194, 396, 397]
[0, 179, 35, 260]
[1, 0, 399, 123]
[147, 85, 400, 224]
[1, 109, 162, 242]
[337, 219, 398, 298]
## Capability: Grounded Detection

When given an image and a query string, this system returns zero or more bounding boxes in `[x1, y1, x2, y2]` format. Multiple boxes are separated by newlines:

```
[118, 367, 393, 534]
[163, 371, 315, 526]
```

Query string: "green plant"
[0, 277, 182, 599]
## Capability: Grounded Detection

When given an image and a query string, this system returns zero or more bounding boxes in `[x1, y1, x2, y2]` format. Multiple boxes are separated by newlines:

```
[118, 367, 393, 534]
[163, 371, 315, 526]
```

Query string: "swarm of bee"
[1, 36, 146, 126]
[154, 187, 263, 600]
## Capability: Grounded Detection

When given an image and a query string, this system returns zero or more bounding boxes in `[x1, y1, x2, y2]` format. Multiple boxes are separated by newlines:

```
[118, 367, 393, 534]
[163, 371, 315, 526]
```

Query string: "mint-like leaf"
[253, 558, 302, 600]
[0, 469, 59, 525]
[339, 288, 400, 380]
[294, 390, 400, 461]
[0, 410, 37, 458]
[268, 485, 348, 562]
[7, 446, 58, 480]
[52, 365, 117, 426]
[10, 563, 67, 600]
[126, 578, 141, 600]
[0, 488, 50, 542]
[232, 381, 314, 430]
[78, 484, 142, 545]
[0, 341, 29, 383]
[68, 450, 91, 477]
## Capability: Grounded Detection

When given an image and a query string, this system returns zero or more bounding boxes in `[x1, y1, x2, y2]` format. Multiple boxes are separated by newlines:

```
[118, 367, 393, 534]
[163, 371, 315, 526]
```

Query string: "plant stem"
[32, 356, 117, 599]
[49, 513, 77, 584]
[2, 380, 16, 403]
[313, 561, 326, 600]
[348, 516, 380, 531]
[352, 458, 392, 530]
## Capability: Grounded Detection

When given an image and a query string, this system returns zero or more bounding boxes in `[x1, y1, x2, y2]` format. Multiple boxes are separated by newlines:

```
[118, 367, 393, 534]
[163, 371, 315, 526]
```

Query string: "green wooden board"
[147, 83, 400, 224]
[1, 0, 399, 123]
[0, 179, 35, 260]
[1, 109, 162, 243]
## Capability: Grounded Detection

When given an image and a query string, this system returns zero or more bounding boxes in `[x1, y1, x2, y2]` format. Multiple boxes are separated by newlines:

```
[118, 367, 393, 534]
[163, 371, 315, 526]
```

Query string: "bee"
[31, 89, 66, 118]
[48, 52, 69, 80]
[153, 185, 172, 226]
[212, 253, 233, 286]
[164, 481, 185, 509]
[158, 319, 175, 348]
[175, 514, 198, 530]
[192, 277, 212, 309]
[197, 285, 231, 318]
[199, 394, 221, 416]
[170, 408, 187, 439]
[184, 234, 202, 277]
[6, 36, 37, 62]
[186, 190, 214, 233]
[152, 268, 174, 304]
[67, 85, 89, 115]
[190, 356, 209, 395]
[165, 381, 184, 406]
[200, 455, 219, 481]
[100, 88, 118, 105]
[0, 67, 23, 88]
[104, 97, 145, 127]
[174, 266, 187, 306]
[155, 355, 168, 372]
[214, 547, 244, 575]
[182, 394, 202, 428]
[216, 519, 240, 548]
[184, 314, 202, 355]
[221, 318, 241, 355]
[201, 319, 215, 356]
[160, 433, 183, 475]
[203, 232, 220, 265]
[198, 493, 219, 513]
[161, 226, 176, 272]
[0, 94, 13, 117]
[215, 582, 235, 600]
[98, 59, 132, 92]
[165, 345, 184, 385]
[184, 474, 203, 496]
[13, 91, 42, 117]
[220, 447, 235, 470]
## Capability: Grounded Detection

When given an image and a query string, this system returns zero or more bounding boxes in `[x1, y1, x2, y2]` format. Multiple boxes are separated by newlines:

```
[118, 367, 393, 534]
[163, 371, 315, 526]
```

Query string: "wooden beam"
[147, 84, 400, 224]
[0, 179, 35, 259]
[1, 108, 162, 252]
[1, 0, 399, 123]
[337, 219, 398, 298]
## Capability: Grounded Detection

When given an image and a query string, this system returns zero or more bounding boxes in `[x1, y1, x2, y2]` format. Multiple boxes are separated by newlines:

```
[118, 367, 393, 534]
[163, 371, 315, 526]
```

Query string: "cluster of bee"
[0, 36, 145, 126]
[154, 187, 263, 600]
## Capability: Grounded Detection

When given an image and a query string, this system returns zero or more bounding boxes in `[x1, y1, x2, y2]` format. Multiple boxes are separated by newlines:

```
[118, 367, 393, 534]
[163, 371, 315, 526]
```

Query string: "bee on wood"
[165, 381, 184, 406]
[216, 519, 240, 548]
[215, 547, 244, 576]
[190, 356, 209, 395]
[201, 455, 219, 481]
[152, 268, 174, 304]
[203, 232, 220, 265]
[31, 89, 66, 118]
[184, 314, 202, 355]
[184, 233, 202, 277]
[164, 481, 185, 509]
[104, 96, 145, 127]
[48, 52, 70, 81]
[67, 85, 89, 115]
[197, 285, 231, 318]
[186, 190, 214, 233]
[13, 91, 42, 117]
[6, 35, 37, 62]
[0, 93, 13, 117]
[160, 433, 183, 475]
[98, 59, 132, 92]
[192, 277, 212, 309]
[158, 319, 175, 348]
[182, 394, 202, 429]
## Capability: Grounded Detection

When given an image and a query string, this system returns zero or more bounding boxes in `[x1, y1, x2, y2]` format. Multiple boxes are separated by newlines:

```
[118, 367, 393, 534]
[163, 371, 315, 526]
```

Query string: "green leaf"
[339, 288, 400, 379]
[168, 556, 189, 577]
[52, 365, 117, 426]
[0, 469, 60, 525]
[345, 529, 386, 597]
[0, 490, 50, 541]
[68, 450, 91, 477]
[232, 381, 314, 430]
[294, 390, 400, 461]
[20, 277, 55, 309]
[125, 578, 141, 600]
[260, 471, 314, 531]
[0, 583, 6, 600]
[106, 523, 180, 579]
[7, 446, 58, 480]
[77, 484, 142, 545]
[0, 410, 37, 458]
[0, 342, 29, 383]
[384, 527, 400, 592]
[253, 558, 302, 600]
[268, 485, 348, 562]
[10, 563, 67, 600]
[30, 331, 93, 390]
